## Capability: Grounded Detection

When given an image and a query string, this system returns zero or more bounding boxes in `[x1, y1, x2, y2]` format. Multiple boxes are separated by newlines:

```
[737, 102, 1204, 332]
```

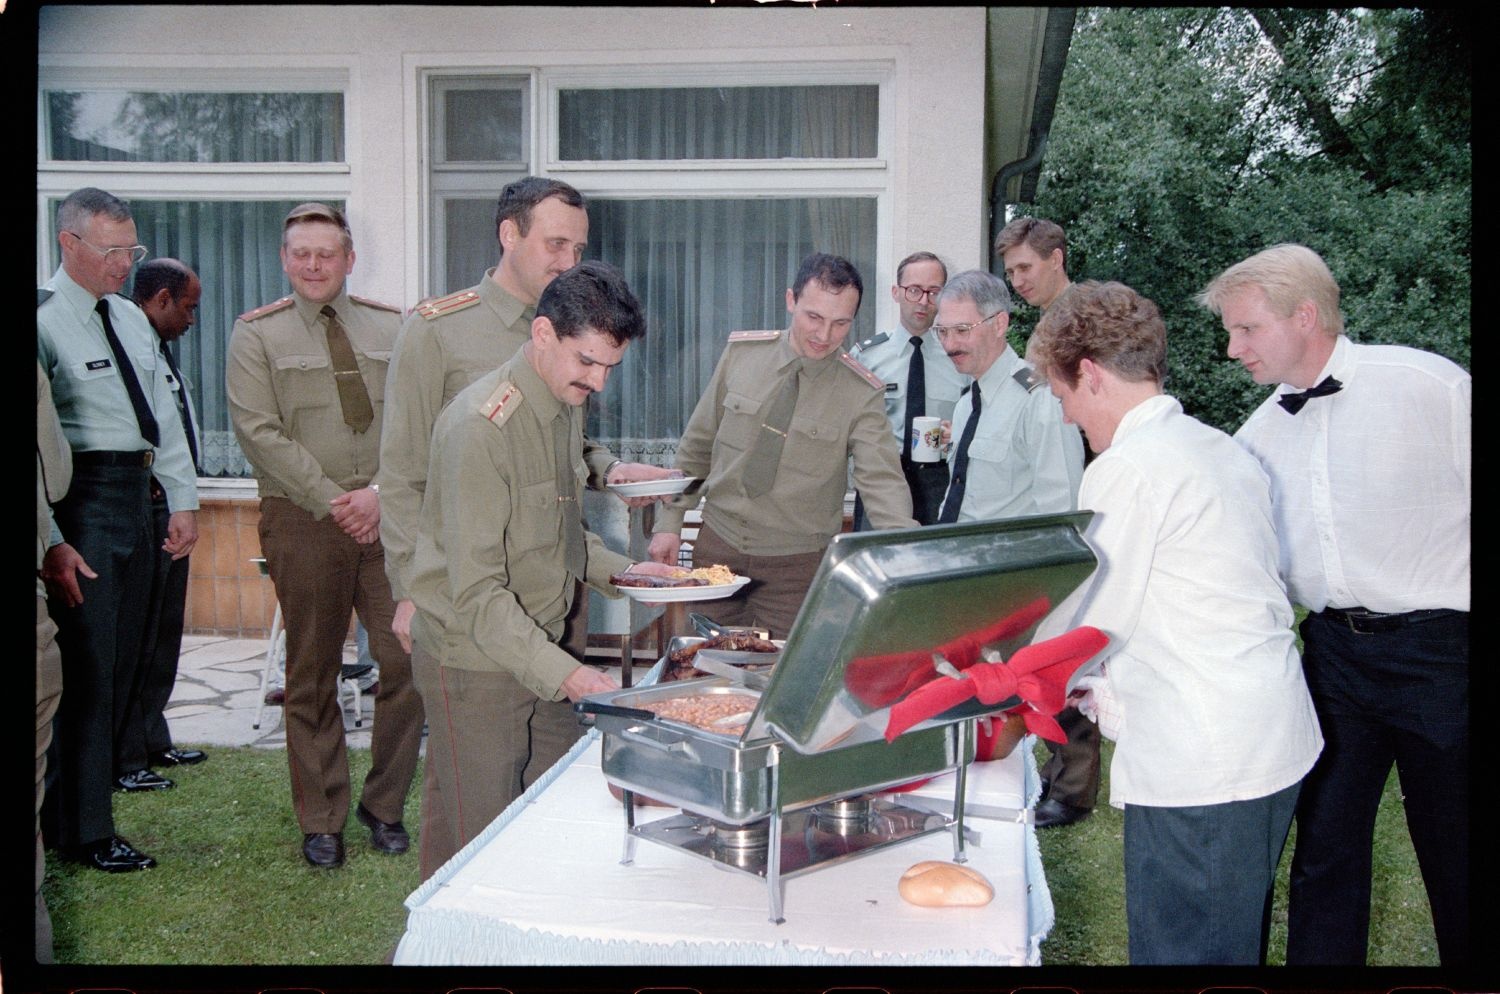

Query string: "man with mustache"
[649, 252, 917, 639]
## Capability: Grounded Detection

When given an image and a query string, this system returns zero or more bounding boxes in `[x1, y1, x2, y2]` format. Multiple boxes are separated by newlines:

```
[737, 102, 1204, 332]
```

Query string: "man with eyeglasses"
[37, 187, 200, 873]
[849, 251, 966, 526]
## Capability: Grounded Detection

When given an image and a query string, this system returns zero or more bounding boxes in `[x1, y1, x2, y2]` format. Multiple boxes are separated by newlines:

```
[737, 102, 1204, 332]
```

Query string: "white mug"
[910, 416, 944, 463]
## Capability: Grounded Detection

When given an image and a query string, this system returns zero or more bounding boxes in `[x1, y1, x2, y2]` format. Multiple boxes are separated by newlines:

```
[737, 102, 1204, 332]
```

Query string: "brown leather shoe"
[302, 832, 345, 868]
[355, 802, 410, 854]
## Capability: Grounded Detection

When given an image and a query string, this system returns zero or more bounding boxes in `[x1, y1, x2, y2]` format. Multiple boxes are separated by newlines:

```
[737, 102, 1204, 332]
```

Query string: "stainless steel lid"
[745, 512, 1097, 754]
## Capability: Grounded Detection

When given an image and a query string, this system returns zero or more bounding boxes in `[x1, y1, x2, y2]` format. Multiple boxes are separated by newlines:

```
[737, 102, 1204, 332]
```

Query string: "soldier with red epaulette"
[226, 203, 423, 869]
[648, 253, 917, 639]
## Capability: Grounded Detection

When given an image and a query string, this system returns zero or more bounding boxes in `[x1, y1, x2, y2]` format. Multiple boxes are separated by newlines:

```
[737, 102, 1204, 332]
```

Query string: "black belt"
[1316, 606, 1461, 635]
[73, 449, 154, 468]
[900, 457, 948, 472]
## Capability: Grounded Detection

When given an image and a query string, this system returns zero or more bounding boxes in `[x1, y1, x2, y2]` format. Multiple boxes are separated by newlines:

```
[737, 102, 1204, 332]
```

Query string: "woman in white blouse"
[1026, 280, 1323, 965]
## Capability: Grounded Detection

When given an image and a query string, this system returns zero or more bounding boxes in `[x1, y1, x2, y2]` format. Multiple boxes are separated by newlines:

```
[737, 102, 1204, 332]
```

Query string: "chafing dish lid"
[746, 511, 1097, 754]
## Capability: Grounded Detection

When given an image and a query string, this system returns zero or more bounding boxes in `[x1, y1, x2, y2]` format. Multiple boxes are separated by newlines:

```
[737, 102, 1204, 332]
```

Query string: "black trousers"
[43, 463, 155, 849]
[115, 488, 187, 773]
[1286, 609, 1469, 966]
[853, 456, 949, 529]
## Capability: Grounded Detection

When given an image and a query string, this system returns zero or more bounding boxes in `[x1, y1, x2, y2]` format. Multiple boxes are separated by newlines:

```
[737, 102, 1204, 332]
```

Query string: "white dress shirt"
[947, 346, 1083, 520]
[1040, 394, 1323, 809]
[1234, 336, 1470, 614]
[851, 327, 967, 447]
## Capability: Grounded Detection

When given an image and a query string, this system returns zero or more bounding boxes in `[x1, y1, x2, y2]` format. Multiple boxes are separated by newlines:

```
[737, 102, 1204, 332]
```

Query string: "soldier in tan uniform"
[406, 261, 676, 871]
[227, 203, 423, 869]
[375, 176, 670, 879]
[648, 253, 917, 638]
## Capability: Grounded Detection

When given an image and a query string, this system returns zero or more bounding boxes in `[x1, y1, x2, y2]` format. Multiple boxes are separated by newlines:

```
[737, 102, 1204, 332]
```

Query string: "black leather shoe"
[68, 835, 157, 872]
[150, 747, 207, 767]
[1034, 797, 1092, 829]
[115, 769, 175, 792]
[355, 803, 410, 854]
[302, 832, 345, 868]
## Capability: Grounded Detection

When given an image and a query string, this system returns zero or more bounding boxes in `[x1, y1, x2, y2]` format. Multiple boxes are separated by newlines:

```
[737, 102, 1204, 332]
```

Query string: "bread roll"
[897, 860, 995, 907]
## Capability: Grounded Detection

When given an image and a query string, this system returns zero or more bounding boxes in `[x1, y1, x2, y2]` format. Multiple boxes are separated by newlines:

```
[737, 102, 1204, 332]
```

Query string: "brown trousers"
[258, 498, 423, 834]
[35, 595, 62, 963]
[689, 524, 825, 640]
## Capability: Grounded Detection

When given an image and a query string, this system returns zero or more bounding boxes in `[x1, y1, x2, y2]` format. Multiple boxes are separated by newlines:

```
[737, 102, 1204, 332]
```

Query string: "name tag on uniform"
[885, 382, 899, 393]
[86, 359, 112, 371]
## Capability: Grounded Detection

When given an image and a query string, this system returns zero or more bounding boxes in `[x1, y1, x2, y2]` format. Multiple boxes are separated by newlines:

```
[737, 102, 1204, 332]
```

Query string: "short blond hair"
[1197, 243, 1343, 337]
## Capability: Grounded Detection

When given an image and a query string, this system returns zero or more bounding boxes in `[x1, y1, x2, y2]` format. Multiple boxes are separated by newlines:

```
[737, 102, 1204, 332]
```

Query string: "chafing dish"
[578, 512, 1097, 922]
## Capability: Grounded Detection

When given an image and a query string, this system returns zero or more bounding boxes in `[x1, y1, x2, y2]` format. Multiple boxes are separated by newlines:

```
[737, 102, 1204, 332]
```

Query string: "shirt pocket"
[361, 348, 392, 406]
[71, 356, 120, 382]
[510, 478, 561, 555]
[718, 390, 763, 452]
[966, 432, 1013, 471]
[271, 352, 333, 410]
[786, 415, 843, 469]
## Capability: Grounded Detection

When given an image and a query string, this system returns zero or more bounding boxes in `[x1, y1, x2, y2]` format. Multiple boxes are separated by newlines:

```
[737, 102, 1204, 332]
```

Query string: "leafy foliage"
[1018, 8, 1470, 434]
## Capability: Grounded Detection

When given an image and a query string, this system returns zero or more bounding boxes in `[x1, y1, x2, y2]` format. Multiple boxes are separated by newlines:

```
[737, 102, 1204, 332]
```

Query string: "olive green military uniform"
[654, 330, 916, 638]
[408, 349, 632, 869]
[227, 290, 422, 837]
[374, 270, 615, 878]
[36, 360, 71, 962]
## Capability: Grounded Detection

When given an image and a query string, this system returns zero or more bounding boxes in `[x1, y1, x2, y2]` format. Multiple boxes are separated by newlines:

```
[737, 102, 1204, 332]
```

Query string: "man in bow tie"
[1200, 243, 1471, 967]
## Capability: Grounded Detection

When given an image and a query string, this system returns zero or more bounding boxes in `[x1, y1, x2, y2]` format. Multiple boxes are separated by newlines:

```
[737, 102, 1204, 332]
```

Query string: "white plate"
[606, 476, 697, 498]
[614, 574, 752, 602]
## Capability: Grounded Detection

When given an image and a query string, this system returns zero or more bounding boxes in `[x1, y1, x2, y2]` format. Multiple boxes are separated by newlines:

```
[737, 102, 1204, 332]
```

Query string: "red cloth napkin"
[882, 626, 1108, 744]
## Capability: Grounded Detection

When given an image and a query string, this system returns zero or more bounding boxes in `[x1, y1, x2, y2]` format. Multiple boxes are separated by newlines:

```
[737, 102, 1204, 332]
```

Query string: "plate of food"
[605, 476, 697, 499]
[610, 563, 751, 602]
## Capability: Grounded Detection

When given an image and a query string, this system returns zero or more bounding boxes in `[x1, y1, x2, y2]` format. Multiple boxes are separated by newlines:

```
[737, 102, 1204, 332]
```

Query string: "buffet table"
[394, 728, 1053, 966]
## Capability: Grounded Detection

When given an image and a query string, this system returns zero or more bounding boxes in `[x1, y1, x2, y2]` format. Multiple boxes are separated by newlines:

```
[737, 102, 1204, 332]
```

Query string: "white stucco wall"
[39, 4, 993, 330]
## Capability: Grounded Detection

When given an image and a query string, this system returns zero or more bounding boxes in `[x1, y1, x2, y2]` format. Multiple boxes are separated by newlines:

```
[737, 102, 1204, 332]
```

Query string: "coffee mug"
[910, 416, 944, 462]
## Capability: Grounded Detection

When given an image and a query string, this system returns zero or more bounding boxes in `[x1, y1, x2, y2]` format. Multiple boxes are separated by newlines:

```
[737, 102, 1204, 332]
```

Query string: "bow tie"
[1277, 375, 1343, 415]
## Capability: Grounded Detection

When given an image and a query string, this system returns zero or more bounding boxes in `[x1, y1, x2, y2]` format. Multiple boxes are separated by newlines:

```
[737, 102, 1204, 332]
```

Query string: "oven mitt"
[882, 626, 1109, 744]
[843, 596, 1054, 709]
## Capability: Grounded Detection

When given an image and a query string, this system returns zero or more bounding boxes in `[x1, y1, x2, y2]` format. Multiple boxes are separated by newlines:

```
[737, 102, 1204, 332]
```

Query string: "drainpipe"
[988, 132, 1048, 276]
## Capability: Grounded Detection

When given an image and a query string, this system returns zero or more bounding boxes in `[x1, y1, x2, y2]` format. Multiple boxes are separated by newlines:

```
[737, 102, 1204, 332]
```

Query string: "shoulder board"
[238, 296, 295, 323]
[1012, 366, 1042, 393]
[478, 379, 524, 429]
[350, 294, 401, 314]
[727, 329, 780, 344]
[417, 288, 481, 320]
[37, 288, 54, 308]
[854, 331, 889, 352]
[838, 352, 885, 390]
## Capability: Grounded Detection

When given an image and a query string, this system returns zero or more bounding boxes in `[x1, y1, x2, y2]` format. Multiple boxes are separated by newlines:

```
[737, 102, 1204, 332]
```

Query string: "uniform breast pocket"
[511, 479, 561, 554]
[719, 391, 763, 452]
[361, 349, 392, 406]
[788, 416, 842, 462]
[966, 433, 1014, 472]
[272, 353, 332, 409]
[71, 357, 119, 382]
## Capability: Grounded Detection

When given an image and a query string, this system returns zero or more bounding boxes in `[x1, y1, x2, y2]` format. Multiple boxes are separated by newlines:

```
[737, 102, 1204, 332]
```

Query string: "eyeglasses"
[898, 284, 943, 302]
[65, 231, 149, 265]
[933, 312, 1002, 337]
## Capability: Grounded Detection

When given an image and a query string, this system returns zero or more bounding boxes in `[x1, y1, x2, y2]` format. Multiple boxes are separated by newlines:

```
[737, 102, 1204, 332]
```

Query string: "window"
[426, 69, 887, 462]
[38, 72, 350, 477]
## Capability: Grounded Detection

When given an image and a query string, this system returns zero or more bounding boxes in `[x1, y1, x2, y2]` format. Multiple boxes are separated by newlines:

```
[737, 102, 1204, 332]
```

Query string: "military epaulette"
[37, 288, 54, 308]
[478, 379, 523, 429]
[1012, 365, 1043, 393]
[854, 331, 889, 352]
[838, 352, 885, 390]
[351, 294, 401, 314]
[416, 288, 481, 320]
[727, 329, 780, 344]
[238, 296, 294, 323]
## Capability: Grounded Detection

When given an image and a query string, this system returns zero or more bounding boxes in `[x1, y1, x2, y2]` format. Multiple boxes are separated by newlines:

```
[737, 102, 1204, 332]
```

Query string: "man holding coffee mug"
[850, 251, 966, 525]
[932, 269, 1083, 525]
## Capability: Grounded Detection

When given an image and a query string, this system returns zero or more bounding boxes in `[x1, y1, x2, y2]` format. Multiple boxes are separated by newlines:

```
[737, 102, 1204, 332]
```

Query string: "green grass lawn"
[44, 737, 1438, 965]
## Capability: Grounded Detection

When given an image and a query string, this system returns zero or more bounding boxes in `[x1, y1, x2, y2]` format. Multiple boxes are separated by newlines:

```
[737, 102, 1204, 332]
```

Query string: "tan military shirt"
[378, 269, 623, 600]
[407, 349, 632, 700]
[655, 331, 916, 555]
[38, 360, 73, 591]
[227, 289, 399, 515]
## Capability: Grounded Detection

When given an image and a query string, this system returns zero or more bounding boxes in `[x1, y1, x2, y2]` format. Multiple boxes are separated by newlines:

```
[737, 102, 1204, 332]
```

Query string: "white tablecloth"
[395, 727, 1053, 966]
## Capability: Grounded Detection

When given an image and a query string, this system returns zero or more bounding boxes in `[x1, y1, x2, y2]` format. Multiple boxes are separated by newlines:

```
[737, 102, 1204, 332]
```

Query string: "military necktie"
[321, 305, 375, 433]
[552, 413, 587, 577]
[159, 342, 200, 471]
[903, 335, 926, 460]
[937, 381, 980, 523]
[742, 360, 801, 499]
[1277, 375, 1343, 415]
[96, 299, 160, 447]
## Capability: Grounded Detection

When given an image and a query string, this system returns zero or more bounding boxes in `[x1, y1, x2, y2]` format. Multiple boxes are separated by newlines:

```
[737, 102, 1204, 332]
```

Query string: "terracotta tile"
[215, 577, 242, 635]
[188, 576, 216, 631]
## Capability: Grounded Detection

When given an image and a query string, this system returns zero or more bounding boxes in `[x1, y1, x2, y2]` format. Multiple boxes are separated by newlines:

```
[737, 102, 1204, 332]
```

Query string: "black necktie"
[1277, 375, 1343, 415]
[904, 335, 926, 460]
[96, 299, 160, 447]
[937, 381, 980, 523]
[159, 342, 200, 471]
